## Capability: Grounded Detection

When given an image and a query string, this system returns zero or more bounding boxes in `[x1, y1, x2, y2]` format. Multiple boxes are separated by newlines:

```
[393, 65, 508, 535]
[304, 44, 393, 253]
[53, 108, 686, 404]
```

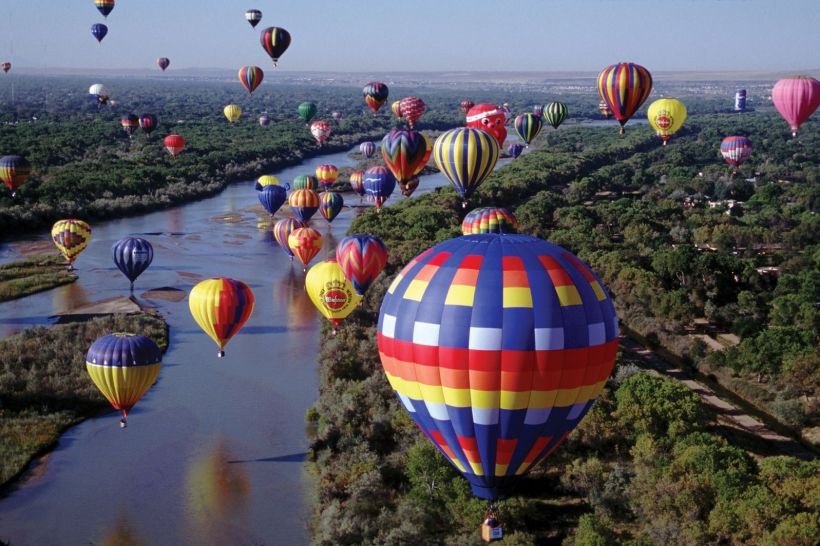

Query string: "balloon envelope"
[164, 134, 185, 157]
[466, 104, 507, 147]
[363, 82, 389, 113]
[245, 9, 262, 28]
[273, 218, 305, 258]
[720, 136, 752, 168]
[305, 259, 362, 330]
[288, 189, 320, 222]
[157, 57, 170, 71]
[647, 98, 687, 145]
[238, 66, 264, 94]
[298, 102, 317, 123]
[335, 234, 388, 295]
[112, 237, 154, 289]
[258, 185, 288, 216]
[86, 333, 161, 426]
[189, 278, 255, 357]
[52, 219, 92, 265]
[377, 234, 619, 500]
[91, 23, 108, 43]
[514, 113, 542, 145]
[259, 27, 291, 65]
[319, 191, 344, 223]
[224, 104, 242, 123]
[433, 127, 499, 205]
[398, 96, 425, 129]
[381, 130, 432, 184]
[139, 114, 158, 134]
[362, 166, 396, 210]
[597, 62, 653, 133]
[544, 102, 568, 129]
[288, 227, 323, 271]
[461, 207, 518, 235]
[0, 155, 32, 195]
[771, 76, 820, 136]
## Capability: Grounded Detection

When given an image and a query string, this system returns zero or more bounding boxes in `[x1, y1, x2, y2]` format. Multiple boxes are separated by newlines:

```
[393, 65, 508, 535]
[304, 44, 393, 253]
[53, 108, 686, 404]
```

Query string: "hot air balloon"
[771, 76, 820, 137]
[460, 99, 475, 115]
[51, 219, 92, 268]
[259, 27, 291, 66]
[238, 66, 264, 94]
[544, 102, 568, 129]
[255, 175, 280, 191]
[89, 83, 109, 105]
[156, 57, 170, 71]
[0, 155, 31, 196]
[273, 218, 305, 259]
[112, 237, 154, 291]
[164, 134, 185, 157]
[292, 175, 318, 191]
[258, 114, 271, 127]
[598, 101, 612, 119]
[319, 191, 344, 223]
[288, 189, 320, 222]
[461, 207, 518, 235]
[1, 62, 11, 74]
[258, 185, 288, 216]
[507, 143, 524, 159]
[377, 234, 619, 501]
[288, 227, 323, 272]
[433, 127, 500, 207]
[94, 0, 115, 18]
[189, 278, 255, 358]
[466, 104, 507, 147]
[331, 111, 343, 121]
[120, 114, 139, 138]
[86, 333, 161, 428]
[597, 62, 653, 134]
[499, 104, 513, 124]
[349, 170, 365, 198]
[514, 113, 542, 145]
[734, 89, 747, 112]
[391, 100, 402, 119]
[363, 166, 396, 211]
[305, 259, 362, 332]
[139, 114, 158, 135]
[245, 9, 262, 28]
[298, 102, 317, 124]
[335, 234, 388, 296]
[381, 130, 432, 197]
[532, 104, 544, 117]
[359, 141, 376, 158]
[399, 96, 425, 129]
[310, 121, 332, 145]
[91, 23, 108, 43]
[224, 104, 242, 123]
[647, 98, 687, 145]
[720, 136, 752, 170]
[363, 82, 389, 113]
[315, 164, 339, 191]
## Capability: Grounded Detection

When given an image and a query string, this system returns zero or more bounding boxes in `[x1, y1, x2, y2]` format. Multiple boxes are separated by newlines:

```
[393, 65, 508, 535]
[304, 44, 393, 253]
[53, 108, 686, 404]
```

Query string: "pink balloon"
[771, 76, 820, 137]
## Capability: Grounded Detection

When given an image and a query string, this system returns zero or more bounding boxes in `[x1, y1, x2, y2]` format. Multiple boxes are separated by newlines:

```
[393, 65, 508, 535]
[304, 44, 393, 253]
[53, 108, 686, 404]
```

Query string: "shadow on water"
[227, 452, 308, 464]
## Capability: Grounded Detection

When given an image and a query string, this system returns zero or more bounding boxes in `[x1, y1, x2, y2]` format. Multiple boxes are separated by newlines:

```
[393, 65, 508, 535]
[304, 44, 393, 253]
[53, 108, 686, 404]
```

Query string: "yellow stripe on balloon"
[86, 362, 161, 410]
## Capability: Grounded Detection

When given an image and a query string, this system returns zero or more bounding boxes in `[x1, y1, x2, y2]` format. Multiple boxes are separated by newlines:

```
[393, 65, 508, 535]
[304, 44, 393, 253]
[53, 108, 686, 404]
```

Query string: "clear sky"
[3, 1, 818, 73]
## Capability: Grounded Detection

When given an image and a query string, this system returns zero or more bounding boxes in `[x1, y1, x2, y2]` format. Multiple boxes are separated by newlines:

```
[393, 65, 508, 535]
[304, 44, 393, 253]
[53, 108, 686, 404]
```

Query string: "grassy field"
[0, 254, 76, 302]
[0, 312, 168, 487]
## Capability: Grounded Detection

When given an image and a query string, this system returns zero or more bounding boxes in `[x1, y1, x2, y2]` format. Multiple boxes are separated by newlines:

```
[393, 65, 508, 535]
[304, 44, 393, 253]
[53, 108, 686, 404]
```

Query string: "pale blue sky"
[2, 1, 818, 72]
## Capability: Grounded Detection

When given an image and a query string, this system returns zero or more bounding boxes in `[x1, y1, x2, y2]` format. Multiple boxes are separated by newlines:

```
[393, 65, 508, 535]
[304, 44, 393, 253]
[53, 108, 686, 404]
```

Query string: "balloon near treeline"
[363, 166, 396, 210]
[273, 218, 305, 259]
[164, 134, 185, 157]
[189, 278, 255, 358]
[507, 143, 524, 159]
[720, 136, 752, 168]
[288, 227, 323, 272]
[315, 164, 339, 191]
[288, 189, 320, 222]
[771, 75, 820, 137]
[647, 98, 687, 145]
[305, 259, 362, 332]
[52, 219, 92, 266]
[465, 103, 507, 147]
[514, 113, 542, 145]
[335, 234, 388, 296]
[363, 82, 389, 113]
[349, 170, 365, 197]
[120, 114, 139, 137]
[543, 102, 568, 129]
[112, 236, 154, 290]
[359, 141, 376, 158]
[0, 155, 32, 196]
[319, 192, 344, 223]
[310, 121, 332, 145]
[433, 127, 499, 207]
[377, 234, 619, 500]
[292, 175, 318, 191]
[298, 102, 317, 124]
[255, 175, 280, 191]
[461, 207, 518, 235]
[139, 114, 158, 134]
[238, 66, 264, 94]
[86, 333, 161, 428]
[380, 130, 432, 193]
[224, 104, 242, 123]
[398, 96, 425, 129]
[597, 62, 653, 134]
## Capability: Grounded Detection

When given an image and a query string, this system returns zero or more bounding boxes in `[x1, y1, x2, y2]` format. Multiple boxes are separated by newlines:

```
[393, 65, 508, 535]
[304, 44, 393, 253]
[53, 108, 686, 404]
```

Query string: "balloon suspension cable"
[130, 282, 134, 292]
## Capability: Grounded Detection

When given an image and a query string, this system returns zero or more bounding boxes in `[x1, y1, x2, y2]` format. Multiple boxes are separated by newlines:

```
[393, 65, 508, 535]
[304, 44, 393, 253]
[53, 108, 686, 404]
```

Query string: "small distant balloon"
[0, 155, 32, 197]
[310, 121, 332, 145]
[258, 114, 271, 127]
[94, 0, 115, 18]
[156, 57, 170, 71]
[238, 65, 264, 94]
[139, 114, 158, 134]
[1, 62, 11, 74]
[259, 27, 291, 66]
[164, 134, 185, 157]
[245, 9, 262, 28]
[363, 82, 389, 113]
[91, 23, 108, 43]
[224, 104, 242, 123]
[359, 141, 376, 158]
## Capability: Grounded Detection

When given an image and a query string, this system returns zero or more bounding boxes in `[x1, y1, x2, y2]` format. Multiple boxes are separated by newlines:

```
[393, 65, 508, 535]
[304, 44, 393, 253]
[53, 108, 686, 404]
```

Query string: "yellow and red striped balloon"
[189, 278, 255, 358]
[597, 62, 653, 134]
[288, 227, 323, 272]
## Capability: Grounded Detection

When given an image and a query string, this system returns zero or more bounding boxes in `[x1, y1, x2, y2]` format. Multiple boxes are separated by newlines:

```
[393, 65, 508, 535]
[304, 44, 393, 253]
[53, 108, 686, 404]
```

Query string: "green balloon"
[297, 102, 317, 124]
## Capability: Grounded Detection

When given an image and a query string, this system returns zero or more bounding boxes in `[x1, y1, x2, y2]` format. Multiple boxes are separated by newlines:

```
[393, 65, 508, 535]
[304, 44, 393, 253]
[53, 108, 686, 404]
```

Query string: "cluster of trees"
[0, 312, 167, 486]
[309, 93, 818, 543]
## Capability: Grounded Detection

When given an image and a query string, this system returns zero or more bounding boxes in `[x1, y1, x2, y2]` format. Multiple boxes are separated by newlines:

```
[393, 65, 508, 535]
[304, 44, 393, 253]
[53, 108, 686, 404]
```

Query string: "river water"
[0, 143, 513, 545]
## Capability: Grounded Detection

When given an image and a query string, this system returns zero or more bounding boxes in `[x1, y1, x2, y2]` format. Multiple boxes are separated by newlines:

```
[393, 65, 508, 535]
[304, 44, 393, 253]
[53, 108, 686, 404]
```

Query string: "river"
[0, 144, 511, 546]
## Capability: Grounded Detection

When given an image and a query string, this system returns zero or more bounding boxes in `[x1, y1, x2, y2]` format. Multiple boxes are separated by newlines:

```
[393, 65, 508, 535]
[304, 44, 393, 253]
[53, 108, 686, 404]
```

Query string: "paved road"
[620, 336, 816, 460]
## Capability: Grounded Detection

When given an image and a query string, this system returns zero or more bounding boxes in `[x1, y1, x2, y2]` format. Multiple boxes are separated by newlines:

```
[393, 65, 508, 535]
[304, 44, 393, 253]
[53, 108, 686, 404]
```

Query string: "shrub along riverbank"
[0, 255, 77, 302]
[0, 312, 168, 489]
[308, 111, 819, 544]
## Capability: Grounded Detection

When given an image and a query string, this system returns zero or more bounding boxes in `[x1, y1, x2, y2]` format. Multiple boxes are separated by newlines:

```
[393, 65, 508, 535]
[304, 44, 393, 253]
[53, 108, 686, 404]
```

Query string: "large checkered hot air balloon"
[377, 234, 619, 501]
[189, 278, 255, 358]
[597, 62, 653, 134]
[86, 333, 161, 428]
[52, 219, 92, 268]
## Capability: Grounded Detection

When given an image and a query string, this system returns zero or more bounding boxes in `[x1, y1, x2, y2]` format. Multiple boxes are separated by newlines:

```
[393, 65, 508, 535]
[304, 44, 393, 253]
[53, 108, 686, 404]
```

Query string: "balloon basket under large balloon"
[619, 126, 625, 136]
[218, 349, 225, 358]
[119, 410, 127, 428]
[462, 201, 467, 209]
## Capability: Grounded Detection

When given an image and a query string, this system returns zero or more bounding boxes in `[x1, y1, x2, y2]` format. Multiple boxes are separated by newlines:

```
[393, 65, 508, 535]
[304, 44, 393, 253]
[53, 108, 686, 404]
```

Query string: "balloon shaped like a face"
[466, 104, 507, 147]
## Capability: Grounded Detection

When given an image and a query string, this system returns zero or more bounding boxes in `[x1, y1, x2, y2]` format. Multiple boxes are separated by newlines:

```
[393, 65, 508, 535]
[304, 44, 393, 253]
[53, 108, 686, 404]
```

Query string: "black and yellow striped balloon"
[51, 219, 92, 266]
[544, 102, 569, 129]
[432, 127, 499, 207]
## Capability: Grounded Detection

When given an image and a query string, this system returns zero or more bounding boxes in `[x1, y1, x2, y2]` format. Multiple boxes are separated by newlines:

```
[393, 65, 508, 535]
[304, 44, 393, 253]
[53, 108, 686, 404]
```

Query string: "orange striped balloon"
[596, 62, 653, 134]
[287, 227, 323, 271]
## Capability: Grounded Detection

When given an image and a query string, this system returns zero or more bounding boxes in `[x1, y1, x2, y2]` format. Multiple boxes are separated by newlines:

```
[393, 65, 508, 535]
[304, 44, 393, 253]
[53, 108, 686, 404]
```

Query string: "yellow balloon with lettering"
[647, 98, 687, 145]
[305, 259, 361, 332]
